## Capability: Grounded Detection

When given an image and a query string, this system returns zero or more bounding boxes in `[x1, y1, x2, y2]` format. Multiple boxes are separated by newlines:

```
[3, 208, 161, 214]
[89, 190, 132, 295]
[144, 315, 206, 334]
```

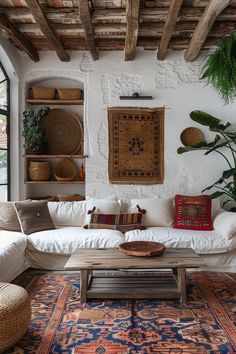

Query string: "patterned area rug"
[4, 270, 236, 354]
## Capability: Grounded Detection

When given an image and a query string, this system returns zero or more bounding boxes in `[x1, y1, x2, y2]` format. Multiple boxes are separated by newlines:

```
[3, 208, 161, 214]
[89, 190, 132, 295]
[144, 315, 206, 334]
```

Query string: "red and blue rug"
[5, 271, 236, 353]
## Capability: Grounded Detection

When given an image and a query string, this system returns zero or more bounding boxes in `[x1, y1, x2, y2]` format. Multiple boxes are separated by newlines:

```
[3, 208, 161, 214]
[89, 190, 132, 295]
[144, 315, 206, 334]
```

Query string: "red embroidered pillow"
[87, 213, 145, 233]
[173, 195, 213, 231]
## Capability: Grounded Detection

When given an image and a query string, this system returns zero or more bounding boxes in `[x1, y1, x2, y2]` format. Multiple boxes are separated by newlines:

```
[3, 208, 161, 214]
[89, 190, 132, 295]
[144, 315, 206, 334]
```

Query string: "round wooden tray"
[180, 127, 204, 147]
[118, 241, 165, 257]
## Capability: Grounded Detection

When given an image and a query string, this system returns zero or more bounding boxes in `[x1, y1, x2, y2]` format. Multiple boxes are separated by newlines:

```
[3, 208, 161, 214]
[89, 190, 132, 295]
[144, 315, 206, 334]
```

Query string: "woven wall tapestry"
[108, 107, 164, 184]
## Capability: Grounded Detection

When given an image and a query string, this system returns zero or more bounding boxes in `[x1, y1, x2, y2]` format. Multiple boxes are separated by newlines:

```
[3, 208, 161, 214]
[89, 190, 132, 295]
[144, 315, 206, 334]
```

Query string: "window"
[0, 62, 10, 201]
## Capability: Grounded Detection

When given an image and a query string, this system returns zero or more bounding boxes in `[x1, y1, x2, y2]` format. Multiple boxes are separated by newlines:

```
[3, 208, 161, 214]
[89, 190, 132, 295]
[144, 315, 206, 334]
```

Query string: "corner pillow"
[173, 194, 213, 231]
[15, 201, 55, 235]
[0, 202, 21, 231]
[84, 199, 121, 226]
[128, 197, 173, 227]
[87, 212, 145, 233]
[213, 209, 236, 239]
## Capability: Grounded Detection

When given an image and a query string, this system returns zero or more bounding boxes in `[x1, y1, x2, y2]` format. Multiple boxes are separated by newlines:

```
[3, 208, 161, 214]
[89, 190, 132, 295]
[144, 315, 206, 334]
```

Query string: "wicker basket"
[0, 283, 31, 352]
[54, 158, 78, 181]
[57, 88, 82, 100]
[28, 161, 52, 181]
[32, 87, 56, 100]
[58, 194, 85, 201]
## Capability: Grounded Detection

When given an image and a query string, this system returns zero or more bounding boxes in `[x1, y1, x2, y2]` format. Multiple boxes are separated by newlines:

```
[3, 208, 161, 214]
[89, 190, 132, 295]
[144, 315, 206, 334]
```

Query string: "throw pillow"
[88, 212, 144, 232]
[128, 197, 173, 227]
[213, 209, 236, 239]
[15, 201, 55, 235]
[48, 201, 87, 227]
[83, 199, 121, 226]
[173, 194, 213, 231]
[0, 202, 21, 231]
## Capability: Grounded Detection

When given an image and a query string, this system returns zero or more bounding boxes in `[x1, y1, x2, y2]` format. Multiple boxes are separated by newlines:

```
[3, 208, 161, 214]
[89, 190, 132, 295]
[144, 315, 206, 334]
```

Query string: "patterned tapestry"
[108, 107, 164, 184]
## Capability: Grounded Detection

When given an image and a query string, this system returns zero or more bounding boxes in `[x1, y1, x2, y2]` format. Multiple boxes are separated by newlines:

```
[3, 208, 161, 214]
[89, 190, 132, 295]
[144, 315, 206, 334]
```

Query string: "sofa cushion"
[15, 201, 55, 235]
[48, 201, 87, 227]
[213, 209, 236, 239]
[26, 227, 125, 254]
[88, 212, 144, 232]
[0, 202, 21, 231]
[128, 198, 173, 227]
[125, 227, 236, 254]
[173, 195, 213, 231]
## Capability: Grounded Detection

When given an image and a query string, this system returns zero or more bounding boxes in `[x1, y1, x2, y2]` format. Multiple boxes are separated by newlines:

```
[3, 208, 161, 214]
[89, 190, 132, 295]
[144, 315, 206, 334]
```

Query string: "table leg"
[177, 268, 187, 304]
[80, 269, 89, 304]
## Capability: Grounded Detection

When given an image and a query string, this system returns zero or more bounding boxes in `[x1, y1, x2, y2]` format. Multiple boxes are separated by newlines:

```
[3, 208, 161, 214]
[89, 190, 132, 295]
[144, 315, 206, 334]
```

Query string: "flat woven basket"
[180, 127, 204, 147]
[57, 88, 82, 100]
[58, 194, 85, 201]
[31, 87, 55, 100]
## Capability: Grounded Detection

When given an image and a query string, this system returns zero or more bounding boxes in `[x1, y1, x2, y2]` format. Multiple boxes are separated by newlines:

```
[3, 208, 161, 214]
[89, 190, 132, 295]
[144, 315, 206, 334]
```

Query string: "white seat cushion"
[27, 227, 125, 254]
[125, 227, 236, 254]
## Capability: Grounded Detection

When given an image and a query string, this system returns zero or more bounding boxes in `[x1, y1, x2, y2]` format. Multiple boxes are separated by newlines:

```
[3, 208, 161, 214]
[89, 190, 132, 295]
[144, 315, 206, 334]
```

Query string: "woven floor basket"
[0, 283, 31, 352]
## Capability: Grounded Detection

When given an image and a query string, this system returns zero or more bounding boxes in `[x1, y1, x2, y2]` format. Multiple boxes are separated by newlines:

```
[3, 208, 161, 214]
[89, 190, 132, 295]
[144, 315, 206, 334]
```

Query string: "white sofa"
[1, 198, 236, 282]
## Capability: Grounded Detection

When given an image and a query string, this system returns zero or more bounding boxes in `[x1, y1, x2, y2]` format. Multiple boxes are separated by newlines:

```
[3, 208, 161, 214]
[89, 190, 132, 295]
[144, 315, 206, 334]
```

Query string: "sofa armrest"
[213, 209, 236, 239]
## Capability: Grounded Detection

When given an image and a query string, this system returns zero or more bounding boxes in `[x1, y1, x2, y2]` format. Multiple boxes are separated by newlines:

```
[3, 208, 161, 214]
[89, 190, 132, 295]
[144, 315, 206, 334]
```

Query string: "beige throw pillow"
[0, 202, 21, 231]
[15, 201, 55, 235]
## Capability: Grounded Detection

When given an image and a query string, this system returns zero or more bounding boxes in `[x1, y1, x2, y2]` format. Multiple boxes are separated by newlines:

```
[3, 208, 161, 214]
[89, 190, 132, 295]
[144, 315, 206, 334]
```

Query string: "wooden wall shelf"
[25, 180, 85, 184]
[26, 99, 84, 105]
[24, 154, 88, 159]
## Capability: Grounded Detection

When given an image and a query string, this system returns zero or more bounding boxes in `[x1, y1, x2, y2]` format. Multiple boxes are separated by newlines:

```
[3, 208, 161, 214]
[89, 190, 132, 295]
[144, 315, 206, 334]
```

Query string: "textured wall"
[18, 50, 236, 200]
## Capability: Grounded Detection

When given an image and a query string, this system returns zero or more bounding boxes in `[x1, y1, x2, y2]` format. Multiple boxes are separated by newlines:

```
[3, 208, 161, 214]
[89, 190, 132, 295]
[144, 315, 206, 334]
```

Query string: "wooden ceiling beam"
[157, 0, 184, 60]
[0, 14, 39, 62]
[184, 0, 232, 61]
[124, 0, 140, 61]
[78, 0, 98, 60]
[24, 0, 70, 62]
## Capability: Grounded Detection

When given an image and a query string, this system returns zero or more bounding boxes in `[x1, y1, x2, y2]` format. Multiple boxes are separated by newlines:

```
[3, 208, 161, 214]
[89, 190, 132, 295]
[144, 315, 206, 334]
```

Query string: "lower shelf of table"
[86, 274, 180, 300]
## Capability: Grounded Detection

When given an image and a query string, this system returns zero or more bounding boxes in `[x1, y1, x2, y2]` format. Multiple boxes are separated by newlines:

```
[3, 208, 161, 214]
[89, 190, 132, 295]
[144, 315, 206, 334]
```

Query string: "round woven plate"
[55, 158, 78, 181]
[180, 127, 204, 147]
[118, 241, 165, 257]
[43, 108, 83, 154]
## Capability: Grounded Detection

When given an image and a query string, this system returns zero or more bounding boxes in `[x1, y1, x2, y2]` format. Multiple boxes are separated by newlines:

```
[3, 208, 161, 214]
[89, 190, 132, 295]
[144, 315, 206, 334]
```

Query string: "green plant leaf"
[222, 168, 236, 179]
[211, 191, 225, 199]
[204, 141, 229, 155]
[190, 110, 220, 127]
[177, 147, 196, 154]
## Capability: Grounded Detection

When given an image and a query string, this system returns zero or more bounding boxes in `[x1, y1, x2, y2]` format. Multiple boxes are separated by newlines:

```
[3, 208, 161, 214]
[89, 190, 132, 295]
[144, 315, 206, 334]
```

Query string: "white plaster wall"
[18, 50, 236, 200]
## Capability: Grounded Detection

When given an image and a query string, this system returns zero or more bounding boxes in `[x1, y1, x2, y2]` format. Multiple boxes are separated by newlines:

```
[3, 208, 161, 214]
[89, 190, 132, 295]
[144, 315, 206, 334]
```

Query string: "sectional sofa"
[1, 197, 236, 283]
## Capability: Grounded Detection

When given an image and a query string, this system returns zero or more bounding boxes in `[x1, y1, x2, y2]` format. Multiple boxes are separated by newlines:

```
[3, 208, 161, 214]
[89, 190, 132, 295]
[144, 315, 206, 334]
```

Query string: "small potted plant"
[22, 107, 50, 154]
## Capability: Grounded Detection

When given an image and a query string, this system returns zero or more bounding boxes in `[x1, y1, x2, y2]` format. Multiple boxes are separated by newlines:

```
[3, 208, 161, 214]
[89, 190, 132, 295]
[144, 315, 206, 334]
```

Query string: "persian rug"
[108, 107, 164, 184]
[5, 271, 236, 354]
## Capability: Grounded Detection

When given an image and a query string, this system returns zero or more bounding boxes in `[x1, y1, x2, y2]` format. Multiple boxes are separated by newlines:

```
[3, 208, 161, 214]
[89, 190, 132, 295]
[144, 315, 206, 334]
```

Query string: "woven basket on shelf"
[28, 161, 52, 181]
[58, 194, 85, 202]
[57, 88, 82, 100]
[31, 87, 56, 100]
[0, 283, 31, 352]
[55, 158, 78, 182]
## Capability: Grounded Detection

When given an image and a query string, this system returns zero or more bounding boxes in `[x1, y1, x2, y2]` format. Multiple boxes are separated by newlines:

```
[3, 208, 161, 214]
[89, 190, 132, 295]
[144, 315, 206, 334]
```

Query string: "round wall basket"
[180, 127, 204, 147]
[43, 108, 83, 154]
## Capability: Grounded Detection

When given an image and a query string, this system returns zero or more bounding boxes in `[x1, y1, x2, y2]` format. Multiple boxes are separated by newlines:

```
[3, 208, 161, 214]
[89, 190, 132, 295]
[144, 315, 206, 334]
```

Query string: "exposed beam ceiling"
[24, 0, 70, 62]
[0, 13, 39, 62]
[185, 0, 232, 61]
[78, 0, 98, 60]
[157, 0, 184, 60]
[124, 0, 140, 61]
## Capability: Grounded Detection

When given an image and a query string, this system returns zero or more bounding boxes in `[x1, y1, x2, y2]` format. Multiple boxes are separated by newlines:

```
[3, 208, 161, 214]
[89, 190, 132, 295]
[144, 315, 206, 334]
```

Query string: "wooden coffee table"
[64, 248, 205, 304]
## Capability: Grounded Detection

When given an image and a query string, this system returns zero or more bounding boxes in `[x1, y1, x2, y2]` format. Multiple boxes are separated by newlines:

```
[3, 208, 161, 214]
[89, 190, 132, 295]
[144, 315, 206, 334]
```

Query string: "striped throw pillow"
[87, 213, 145, 233]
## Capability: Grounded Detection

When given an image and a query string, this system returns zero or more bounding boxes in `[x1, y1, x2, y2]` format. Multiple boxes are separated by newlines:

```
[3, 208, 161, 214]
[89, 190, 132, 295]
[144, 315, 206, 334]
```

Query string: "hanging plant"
[201, 32, 236, 104]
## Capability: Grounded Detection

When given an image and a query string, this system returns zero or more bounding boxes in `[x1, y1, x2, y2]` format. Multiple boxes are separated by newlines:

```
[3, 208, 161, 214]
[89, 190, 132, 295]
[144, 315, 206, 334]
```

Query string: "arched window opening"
[0, 62, 10, 201]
